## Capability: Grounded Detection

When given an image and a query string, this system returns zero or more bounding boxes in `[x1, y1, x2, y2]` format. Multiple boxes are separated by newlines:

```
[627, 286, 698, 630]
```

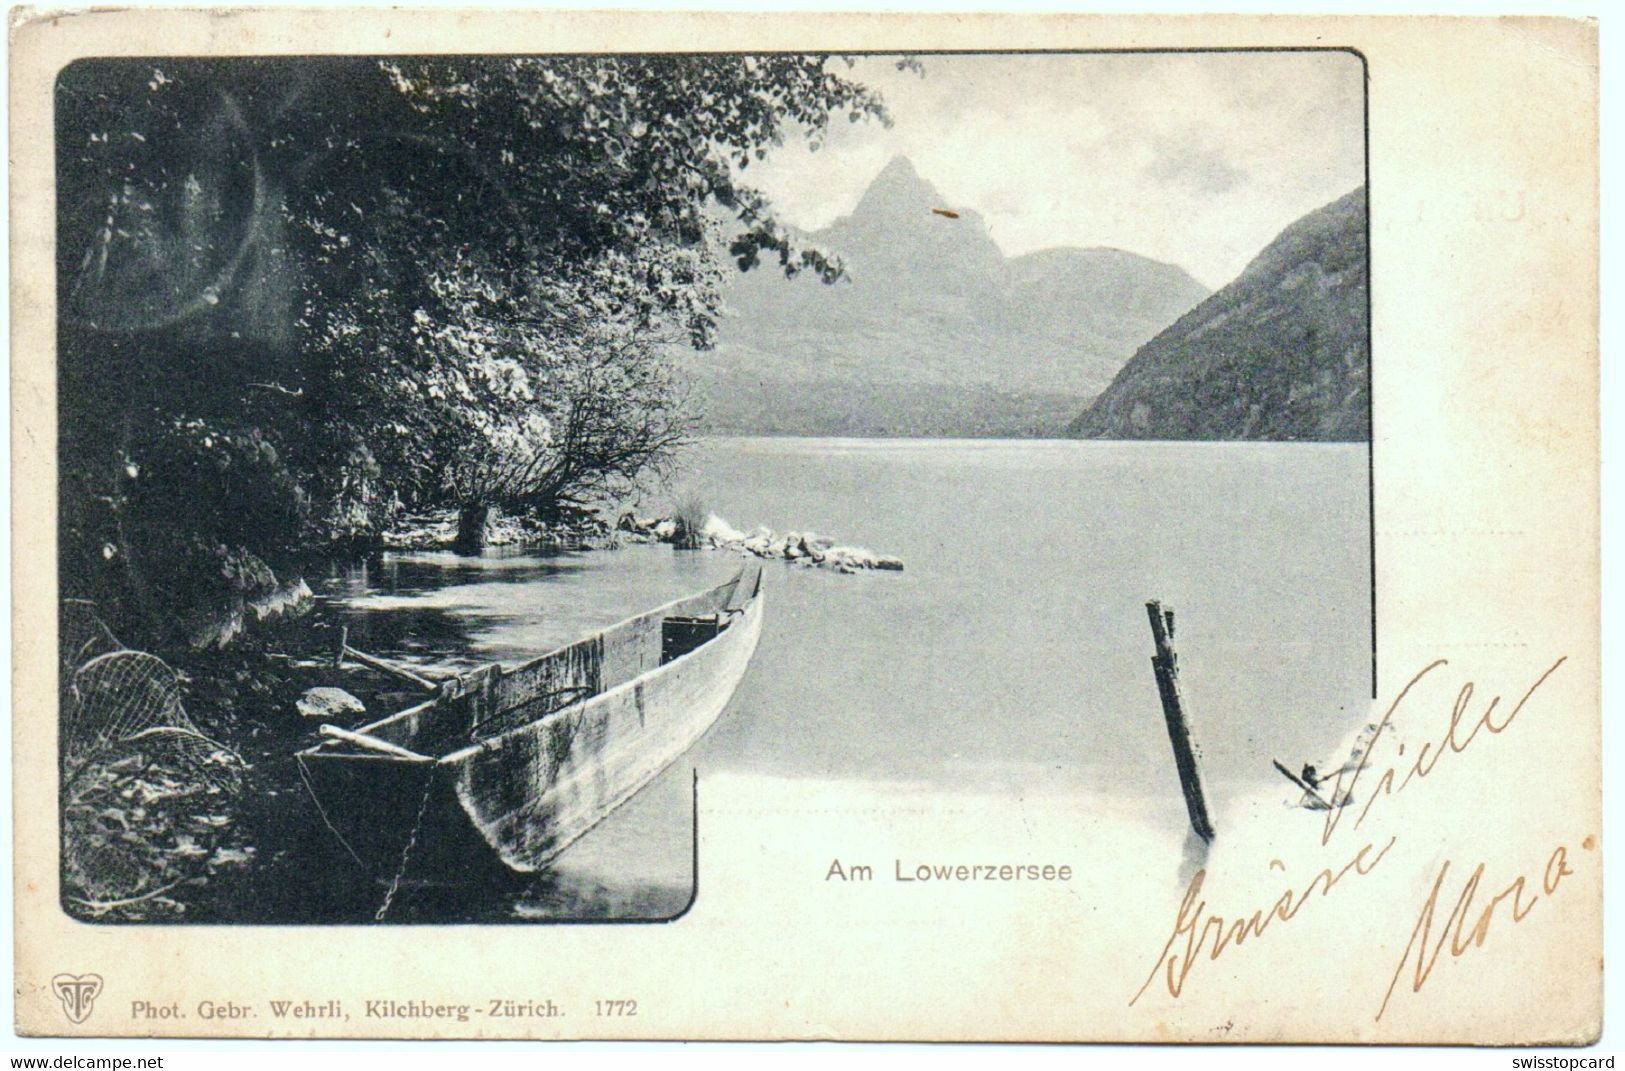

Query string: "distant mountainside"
[695, 156, 1208, 437]
[1067, 188, 1369, 441]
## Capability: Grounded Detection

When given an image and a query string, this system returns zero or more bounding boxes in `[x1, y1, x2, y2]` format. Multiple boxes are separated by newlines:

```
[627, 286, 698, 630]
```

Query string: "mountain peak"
[849, 155, 943, 220]
[876, 154, 923, 182]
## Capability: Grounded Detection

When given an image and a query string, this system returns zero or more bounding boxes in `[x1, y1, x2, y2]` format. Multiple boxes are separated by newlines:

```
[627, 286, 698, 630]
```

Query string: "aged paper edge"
[9, 9, 1601, 1042]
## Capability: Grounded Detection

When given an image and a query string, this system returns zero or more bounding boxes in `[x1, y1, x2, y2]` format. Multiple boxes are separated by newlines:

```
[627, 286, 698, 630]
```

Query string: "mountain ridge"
[1067, 187, 1370, 441]
[696, 155, 1211, 437]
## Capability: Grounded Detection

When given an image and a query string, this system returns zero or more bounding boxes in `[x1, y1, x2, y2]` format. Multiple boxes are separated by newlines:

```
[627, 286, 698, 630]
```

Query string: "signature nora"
[1132, 656, 1570, 1019]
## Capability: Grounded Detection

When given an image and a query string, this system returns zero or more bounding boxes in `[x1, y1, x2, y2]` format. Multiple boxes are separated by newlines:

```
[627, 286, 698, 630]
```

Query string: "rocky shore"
[377, 506, 902, 574]
[380, 509, 616, 552]
[617, 512, 904, 573]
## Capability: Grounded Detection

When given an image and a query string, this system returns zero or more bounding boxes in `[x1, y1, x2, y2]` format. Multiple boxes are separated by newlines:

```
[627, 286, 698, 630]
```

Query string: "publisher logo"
[51, 973, 103, 1024]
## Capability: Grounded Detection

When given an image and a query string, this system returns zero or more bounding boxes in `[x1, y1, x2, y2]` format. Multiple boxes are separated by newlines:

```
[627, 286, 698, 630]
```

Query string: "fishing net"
[59, 605, 247, 917]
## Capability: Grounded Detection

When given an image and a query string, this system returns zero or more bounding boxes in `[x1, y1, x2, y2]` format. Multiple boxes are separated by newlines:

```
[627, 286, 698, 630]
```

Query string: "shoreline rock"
[618, 512, 904, 574]
[374, 506, 903, 574]
[380, 509, 616, 553]
[296, 685, 366, 720]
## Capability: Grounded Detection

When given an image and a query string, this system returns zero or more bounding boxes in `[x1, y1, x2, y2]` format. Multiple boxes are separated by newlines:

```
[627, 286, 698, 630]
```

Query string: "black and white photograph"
[54, 49, 1372, 926]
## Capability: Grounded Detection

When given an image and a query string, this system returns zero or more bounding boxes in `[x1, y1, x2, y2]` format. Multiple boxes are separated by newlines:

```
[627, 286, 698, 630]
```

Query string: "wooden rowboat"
[296, 565, 765, 885]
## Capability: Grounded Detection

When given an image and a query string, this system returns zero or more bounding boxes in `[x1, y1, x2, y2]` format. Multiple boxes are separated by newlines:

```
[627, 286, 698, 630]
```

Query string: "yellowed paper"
[10, 10, 1599, 1042]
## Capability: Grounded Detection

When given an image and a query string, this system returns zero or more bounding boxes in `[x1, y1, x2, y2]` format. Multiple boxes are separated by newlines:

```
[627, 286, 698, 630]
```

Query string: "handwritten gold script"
[1130, 655, 1570, 1012]
[1376, 842, 1577, 1021]
[1321, 657, 1567, 846]
[1130, 837, 1395, 1006]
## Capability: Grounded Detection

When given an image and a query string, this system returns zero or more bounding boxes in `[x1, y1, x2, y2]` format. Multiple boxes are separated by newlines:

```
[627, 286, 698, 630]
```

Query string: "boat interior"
[304, 566, 760, 761]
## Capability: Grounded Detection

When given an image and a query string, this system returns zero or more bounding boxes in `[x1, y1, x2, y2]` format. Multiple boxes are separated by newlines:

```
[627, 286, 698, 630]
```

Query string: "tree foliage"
[56, 54, 890, 642]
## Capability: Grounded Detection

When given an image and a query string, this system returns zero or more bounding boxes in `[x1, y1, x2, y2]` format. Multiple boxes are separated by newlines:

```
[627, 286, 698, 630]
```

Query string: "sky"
[743, 52, 1366, 290]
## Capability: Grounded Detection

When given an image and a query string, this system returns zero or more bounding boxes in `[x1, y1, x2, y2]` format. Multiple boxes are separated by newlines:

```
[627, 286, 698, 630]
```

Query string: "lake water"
[316, 437, 1372, 922]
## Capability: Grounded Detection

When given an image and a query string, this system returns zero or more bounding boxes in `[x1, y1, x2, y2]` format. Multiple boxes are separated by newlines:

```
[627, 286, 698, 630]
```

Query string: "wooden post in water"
[1146, 600, 1214, 842]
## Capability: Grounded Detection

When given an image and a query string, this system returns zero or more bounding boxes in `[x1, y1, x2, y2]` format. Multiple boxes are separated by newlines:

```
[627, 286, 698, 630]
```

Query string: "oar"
[333, 626, 443, 693]
[318, 724, 432, 761]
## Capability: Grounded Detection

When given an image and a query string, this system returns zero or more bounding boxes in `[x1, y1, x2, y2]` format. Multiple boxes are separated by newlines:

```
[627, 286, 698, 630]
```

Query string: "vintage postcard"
[9, 9, 1599, 1042]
